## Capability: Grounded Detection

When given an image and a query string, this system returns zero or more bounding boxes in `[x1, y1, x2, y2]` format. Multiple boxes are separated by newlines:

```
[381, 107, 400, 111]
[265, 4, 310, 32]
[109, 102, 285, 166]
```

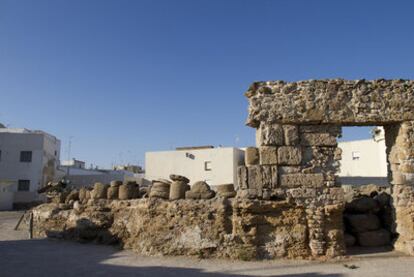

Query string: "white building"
[338, 127, 388, 185]
[0, 126, 61, 206]
[60, 159, 145, 187]
[145, 146, 245, 186]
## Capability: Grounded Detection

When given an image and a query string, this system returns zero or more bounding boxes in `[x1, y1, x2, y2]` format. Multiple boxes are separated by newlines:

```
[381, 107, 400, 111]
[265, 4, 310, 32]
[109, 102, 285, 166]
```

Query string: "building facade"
[338, 127, 388, 185]
[145, 146, 245, 186]
[0, 127, 61, 205]
[60, 159, 145, 187]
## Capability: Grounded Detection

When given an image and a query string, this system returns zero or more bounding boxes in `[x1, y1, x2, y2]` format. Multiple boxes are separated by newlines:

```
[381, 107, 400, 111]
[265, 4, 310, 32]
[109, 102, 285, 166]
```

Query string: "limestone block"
[107, 186, 119, 199]
[300, 133, 337, 146]
[257, 123, 284, 146]
[278, 166, 301, 174]
[170, 174, 190, 184]
[247, 165, 262, 190]
[91, 183, 108, 199]
[392, 172, 406, 185]
[119, 183, 139, 200]
[191, 181, 211, 193]
[261, 165, 278, 189]
[278, 146, 302, 165]
[237, 166, 248, 190]
[216, 184, 235, 193]
[245, 147, 259, 165]
[259, 146, 278, 165]
[286, 188, 317, 198]
[169, 181, 187, 200]
[237, 189, 258, 199]
[283, 125, 299, 145]
[400, 161, 414, 173]
[280, 173, 324, 188]
[151, 182, 170, 195]
[218, 191, 237, 198]
[150, 190, 169, 199]
[299, 125, 341, 135]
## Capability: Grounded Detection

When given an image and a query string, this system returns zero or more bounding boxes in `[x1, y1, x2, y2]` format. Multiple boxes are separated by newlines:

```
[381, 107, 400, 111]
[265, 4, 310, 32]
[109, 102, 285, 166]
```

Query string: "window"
[204, 161, 212, 171]
[352, 151, 361, 160]
[20, 151, 32, 162]
[18, 180, 30, 191]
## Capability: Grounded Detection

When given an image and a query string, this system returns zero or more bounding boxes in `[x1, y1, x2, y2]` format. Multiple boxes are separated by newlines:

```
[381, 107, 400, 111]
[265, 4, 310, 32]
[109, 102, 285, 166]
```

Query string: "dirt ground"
[1, 211, 414, 277]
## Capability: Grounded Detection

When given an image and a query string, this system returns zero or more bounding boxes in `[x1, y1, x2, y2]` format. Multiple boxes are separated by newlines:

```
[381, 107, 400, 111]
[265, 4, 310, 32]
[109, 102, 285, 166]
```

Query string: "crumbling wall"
[33, 198, 312, 260]
[385, 121, 414, 255]
[246, 79, 414, 126]
[31, 78, 414, 259]
[237, 124, 345, 257]
[245, 79, 414, 256]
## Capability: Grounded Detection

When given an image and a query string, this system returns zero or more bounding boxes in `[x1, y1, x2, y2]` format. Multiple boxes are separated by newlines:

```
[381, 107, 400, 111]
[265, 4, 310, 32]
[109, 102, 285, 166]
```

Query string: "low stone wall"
[32, 197, 343, 260]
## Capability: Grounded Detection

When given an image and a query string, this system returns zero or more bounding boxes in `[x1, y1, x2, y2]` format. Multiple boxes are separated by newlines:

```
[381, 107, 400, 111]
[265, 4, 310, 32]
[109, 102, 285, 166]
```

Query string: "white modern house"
[0, 126, 61, 208]
[145, 146, 245, 186]
[338, 127, 388, 185]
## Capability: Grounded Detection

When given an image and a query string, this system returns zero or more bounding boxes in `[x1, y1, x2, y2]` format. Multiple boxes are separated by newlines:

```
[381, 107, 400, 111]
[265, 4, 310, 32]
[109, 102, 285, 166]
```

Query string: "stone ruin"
[32, 79, 414, 259]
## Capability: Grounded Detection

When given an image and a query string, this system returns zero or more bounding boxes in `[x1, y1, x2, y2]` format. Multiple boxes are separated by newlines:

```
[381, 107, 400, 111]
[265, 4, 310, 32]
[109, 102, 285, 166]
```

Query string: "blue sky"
[1, 0, 413, 168]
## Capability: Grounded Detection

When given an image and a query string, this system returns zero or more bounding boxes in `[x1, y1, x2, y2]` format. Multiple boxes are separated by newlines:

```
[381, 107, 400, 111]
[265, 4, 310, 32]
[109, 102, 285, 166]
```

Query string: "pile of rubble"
[343, 186, 393, 247]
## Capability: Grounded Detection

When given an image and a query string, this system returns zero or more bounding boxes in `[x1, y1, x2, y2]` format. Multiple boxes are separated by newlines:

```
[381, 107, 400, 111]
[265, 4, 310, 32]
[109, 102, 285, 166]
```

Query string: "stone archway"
[242, 79, 414, 256]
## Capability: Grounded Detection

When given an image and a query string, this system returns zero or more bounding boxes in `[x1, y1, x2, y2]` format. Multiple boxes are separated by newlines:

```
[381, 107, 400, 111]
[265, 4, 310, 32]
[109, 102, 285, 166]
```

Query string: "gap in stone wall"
[339, 126, 395, 253]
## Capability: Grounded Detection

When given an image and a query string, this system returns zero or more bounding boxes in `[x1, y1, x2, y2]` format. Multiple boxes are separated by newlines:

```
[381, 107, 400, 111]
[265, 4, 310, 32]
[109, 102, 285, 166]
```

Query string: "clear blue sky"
[1, 0, 413, 168]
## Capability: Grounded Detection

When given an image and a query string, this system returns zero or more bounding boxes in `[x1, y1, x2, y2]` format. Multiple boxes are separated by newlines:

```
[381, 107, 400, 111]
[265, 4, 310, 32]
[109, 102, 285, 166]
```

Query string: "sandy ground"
[1, 211, 414, 277]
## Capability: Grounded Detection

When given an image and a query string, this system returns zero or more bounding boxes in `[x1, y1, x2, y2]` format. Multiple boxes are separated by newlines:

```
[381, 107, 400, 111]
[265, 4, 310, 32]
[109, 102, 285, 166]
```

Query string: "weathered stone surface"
[280, 173, 324, 188]
[247, 165, 262, 190]
[170, 174, 190, 184]
[186, 181, 215, 199]
[237, 166, 248, 190]
[300, 133, 337, 146]
[245, 147, 259, 165]
[283, 125, 299, 145]
[91, 183, 108, 200]
[33, 199, 313, 259]
[277, 146, 302, 165]
[216, 184, 235, 193]
[219, 191, 237, 198]
[169, 181, 188, 200]
[245, 79, 414, 126]
[120, 183, 139, 200]
[257, 123, 284, 146]
[107, 186, 119, 199]
[259, 146, 278, 165]
[261, 165, 278, 189]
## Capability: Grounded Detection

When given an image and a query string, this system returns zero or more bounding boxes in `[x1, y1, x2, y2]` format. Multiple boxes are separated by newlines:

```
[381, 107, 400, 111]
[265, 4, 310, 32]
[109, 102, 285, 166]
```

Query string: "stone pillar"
[385, 121, 414, 255]
[237, 123, 345, 257]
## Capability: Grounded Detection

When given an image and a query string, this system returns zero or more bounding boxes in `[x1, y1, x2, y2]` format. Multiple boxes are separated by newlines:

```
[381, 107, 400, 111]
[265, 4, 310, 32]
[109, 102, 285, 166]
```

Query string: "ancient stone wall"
[237, 123, 345, 256]
[245, 79, 414, 256]
[33, 198, 313, 260]
[385, 121, 414, 254]
[246, 79, 414, 126]
[31, 78, 414, 259]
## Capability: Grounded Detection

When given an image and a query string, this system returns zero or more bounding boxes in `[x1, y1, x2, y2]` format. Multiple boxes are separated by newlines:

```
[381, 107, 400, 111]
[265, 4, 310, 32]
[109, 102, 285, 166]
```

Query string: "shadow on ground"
[0, 239, 343, 277]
